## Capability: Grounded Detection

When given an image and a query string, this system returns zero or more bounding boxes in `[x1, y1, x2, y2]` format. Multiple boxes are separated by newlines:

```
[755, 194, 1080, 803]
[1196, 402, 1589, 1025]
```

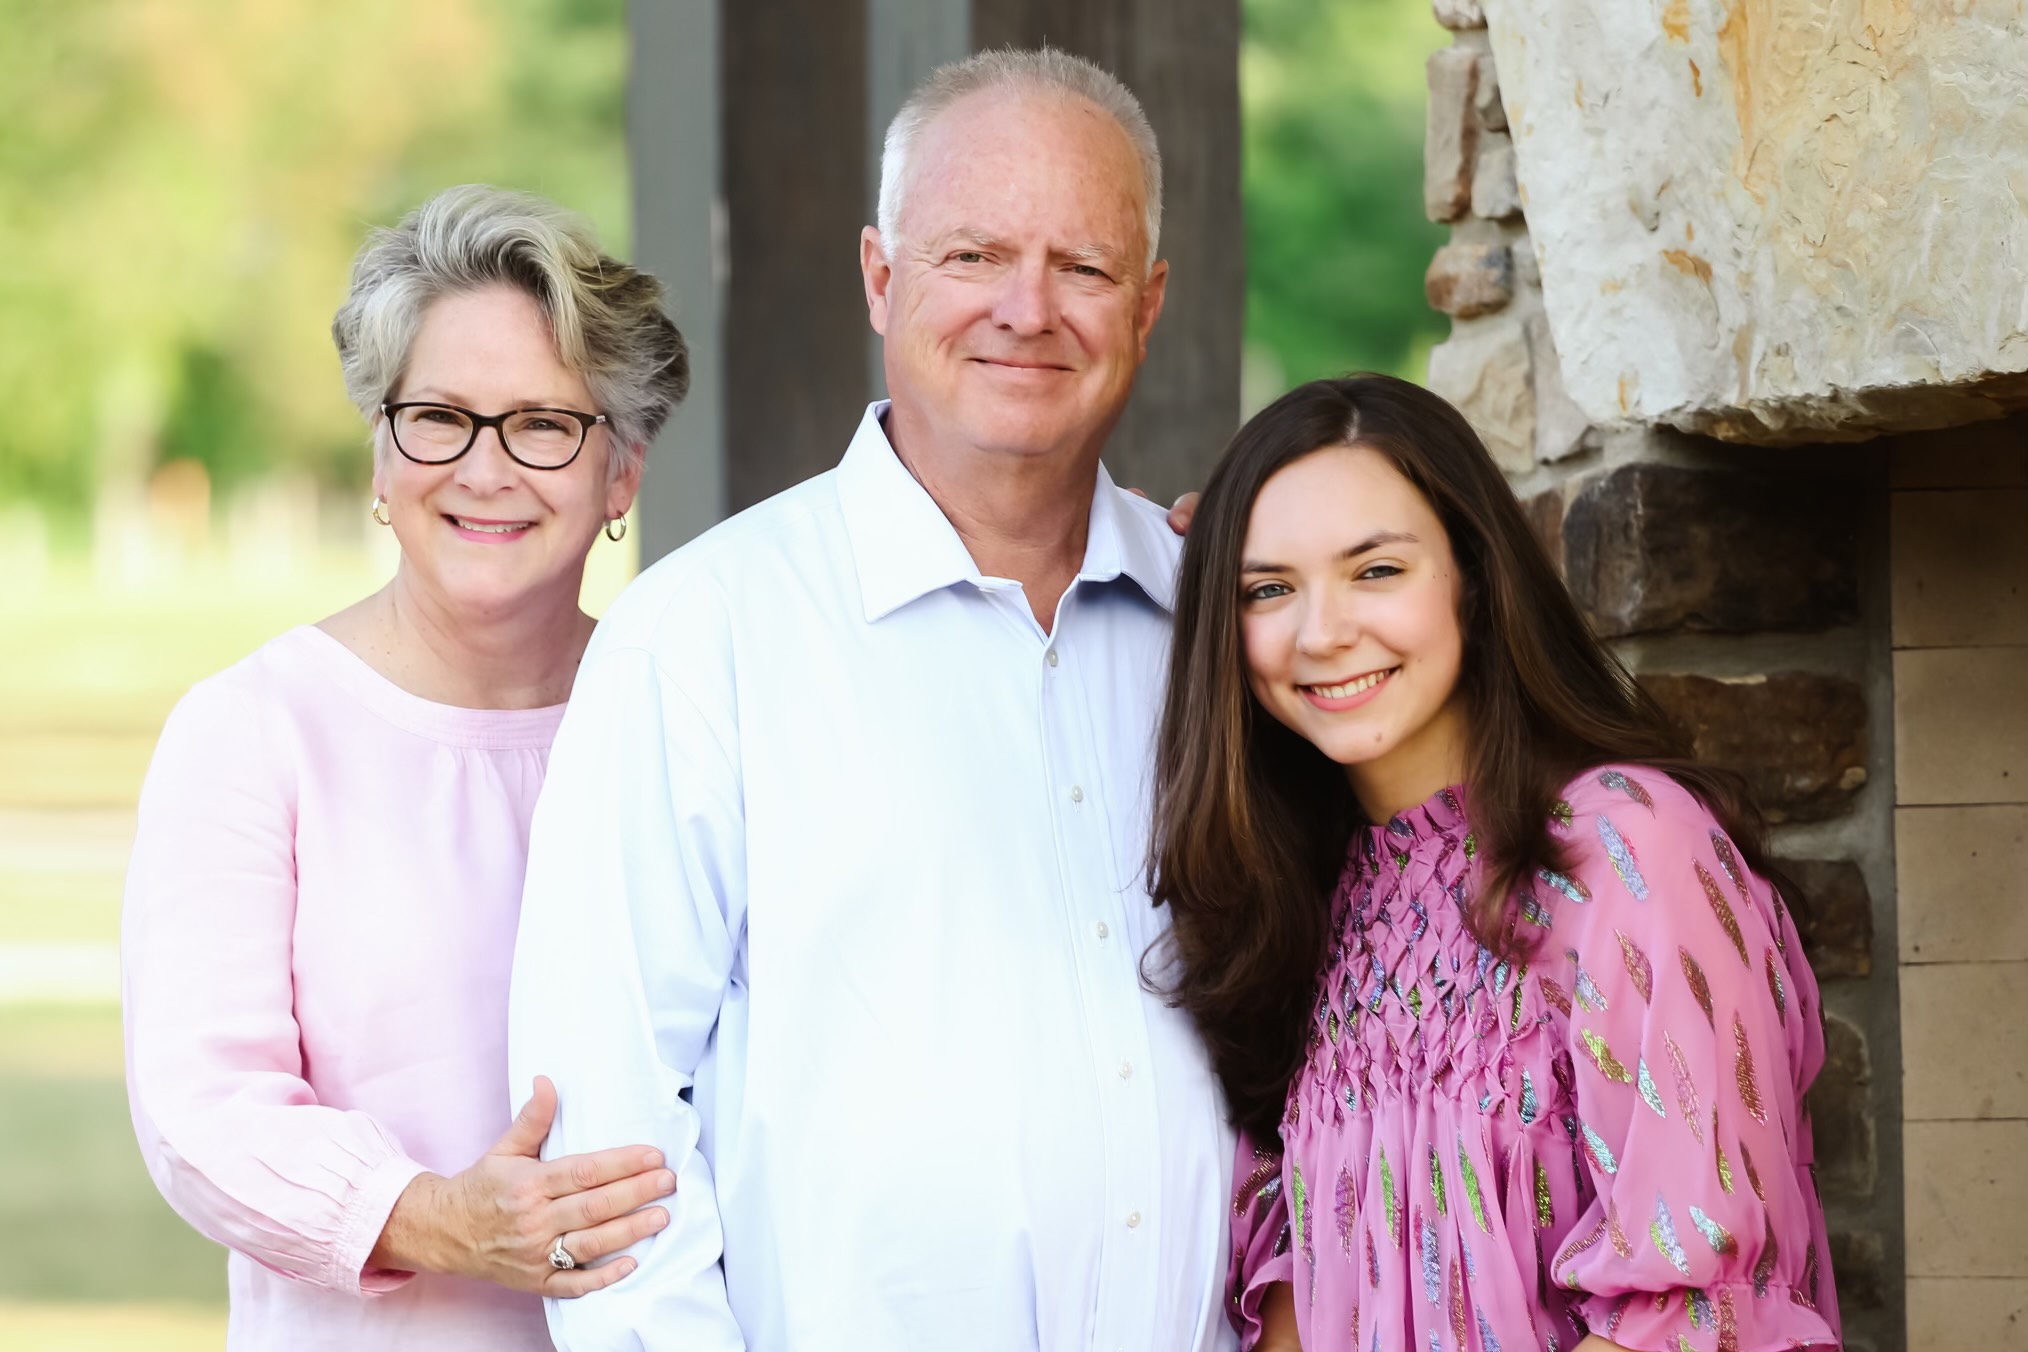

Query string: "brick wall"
[1889, 422, 2028, 1350]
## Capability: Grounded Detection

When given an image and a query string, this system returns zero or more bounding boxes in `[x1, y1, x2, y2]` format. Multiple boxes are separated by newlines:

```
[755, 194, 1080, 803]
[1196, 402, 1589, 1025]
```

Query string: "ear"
[860, 226, 894, 336]
[605, 445, 645, 522]
[1134, 258, 1169, 362]
[369, 414, 392, 501]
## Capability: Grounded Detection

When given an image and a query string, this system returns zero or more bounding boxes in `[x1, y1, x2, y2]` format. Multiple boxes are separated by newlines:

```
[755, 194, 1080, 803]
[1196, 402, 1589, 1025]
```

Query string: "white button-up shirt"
[509, 404, 1235, 1352]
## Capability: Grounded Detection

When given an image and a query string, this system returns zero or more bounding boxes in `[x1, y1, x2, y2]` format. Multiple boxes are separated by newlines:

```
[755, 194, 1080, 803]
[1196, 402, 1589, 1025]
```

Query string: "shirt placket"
[1043, 591, 1163, 1352]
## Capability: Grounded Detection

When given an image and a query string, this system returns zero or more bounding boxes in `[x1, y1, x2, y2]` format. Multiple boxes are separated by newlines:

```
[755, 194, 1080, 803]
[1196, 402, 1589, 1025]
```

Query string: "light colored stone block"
[1894, 648, 2028, 805]
[1424, 47, 1479, 223]
[1471, 134, 1521, 219]
[1479, 0, 2028, 443]
[1897, 806, 2028, 964]
[1528, 313, 1592, 462]
[1428, 314, 1533, 472]
[1426, 242, 1513, 318]
[1906, 1120, 2028, 1278]
[1891, 490, 2028, 649]
[1432, 0, 1485, 31]
[1902, 962, 2028, 1119]
[1907, 1278, 2028, 1350]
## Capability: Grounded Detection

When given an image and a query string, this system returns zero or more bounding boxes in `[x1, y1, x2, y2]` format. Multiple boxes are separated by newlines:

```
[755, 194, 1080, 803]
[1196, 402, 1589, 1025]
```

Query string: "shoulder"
[1542, 763, 1733, 909]
[592, 470, 846, 654]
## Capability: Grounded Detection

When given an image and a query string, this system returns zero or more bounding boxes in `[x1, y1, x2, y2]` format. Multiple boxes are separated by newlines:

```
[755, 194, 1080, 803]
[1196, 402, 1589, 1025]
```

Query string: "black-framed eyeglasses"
[381, 401, 609, 470]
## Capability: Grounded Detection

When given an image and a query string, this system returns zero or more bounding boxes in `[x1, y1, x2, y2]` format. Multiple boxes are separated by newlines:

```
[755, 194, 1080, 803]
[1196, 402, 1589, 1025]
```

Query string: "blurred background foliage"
[0, 0, 629, 524]
[0, 0, 1446, 1343]
[0, 0, 1443, 524]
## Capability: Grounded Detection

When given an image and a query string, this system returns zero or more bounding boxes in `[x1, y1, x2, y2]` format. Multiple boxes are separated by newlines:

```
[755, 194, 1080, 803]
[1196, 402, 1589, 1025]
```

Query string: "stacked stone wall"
[1421, 7, 1902, 1347]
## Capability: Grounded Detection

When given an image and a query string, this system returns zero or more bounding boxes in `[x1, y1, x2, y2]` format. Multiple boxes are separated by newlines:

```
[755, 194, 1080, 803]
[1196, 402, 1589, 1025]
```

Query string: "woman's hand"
[371, 1075, 677, 1297]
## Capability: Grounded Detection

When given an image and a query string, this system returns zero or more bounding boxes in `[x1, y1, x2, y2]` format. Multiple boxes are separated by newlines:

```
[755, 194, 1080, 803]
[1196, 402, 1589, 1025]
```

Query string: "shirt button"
[1070, 785, 1084, 804]
[1126, 1210, 1141, 1229]
[1118, 1060, 1134, 1079]
[1094, 921, 1110, 940]
[1046, 649, 1059, 667]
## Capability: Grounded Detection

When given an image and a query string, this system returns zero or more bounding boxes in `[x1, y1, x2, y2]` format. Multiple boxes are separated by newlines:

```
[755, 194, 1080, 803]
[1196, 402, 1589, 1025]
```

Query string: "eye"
[1070, 263, 1109, 279]
[951, 250, 987, 264]
[520, 415, 567, 433]
[416, 407, 463, 425]
[1358, 563, 1405, 581]
[1243, 581, 1292, 603]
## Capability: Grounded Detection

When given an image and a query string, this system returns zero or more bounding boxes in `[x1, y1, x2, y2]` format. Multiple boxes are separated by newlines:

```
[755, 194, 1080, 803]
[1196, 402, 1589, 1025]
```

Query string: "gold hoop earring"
[370, 496, 391, 527]
[604, 517, 628, 542]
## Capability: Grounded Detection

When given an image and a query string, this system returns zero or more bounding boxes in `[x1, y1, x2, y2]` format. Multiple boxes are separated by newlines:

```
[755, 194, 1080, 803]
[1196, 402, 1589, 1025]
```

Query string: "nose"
[453, 424, 519, 495]
[1295, 588, 1359, 660]
[991, 259, 1056, 337]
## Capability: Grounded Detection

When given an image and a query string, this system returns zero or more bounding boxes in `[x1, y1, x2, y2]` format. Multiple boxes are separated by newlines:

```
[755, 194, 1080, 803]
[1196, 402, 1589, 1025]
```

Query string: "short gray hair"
[332, 184, 688, 473]
[877, 47, 1163, 272]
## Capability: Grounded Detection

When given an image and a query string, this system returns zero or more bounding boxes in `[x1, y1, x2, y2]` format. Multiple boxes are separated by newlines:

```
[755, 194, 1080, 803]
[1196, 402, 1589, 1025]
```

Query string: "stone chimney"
[1420, 5, 2028, 1348]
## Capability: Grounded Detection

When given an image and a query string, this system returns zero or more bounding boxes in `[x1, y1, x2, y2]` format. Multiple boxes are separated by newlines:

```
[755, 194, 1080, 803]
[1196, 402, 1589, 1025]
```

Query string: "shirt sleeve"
[508, 631, 748, 1350]
[122, 678, 427, 1296]
[1226, 1127, 1294, 1348]
[1547, 769, 1840, 1351]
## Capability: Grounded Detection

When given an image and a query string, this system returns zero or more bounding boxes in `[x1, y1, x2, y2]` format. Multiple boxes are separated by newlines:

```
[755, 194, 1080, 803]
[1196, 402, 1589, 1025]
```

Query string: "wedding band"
[548, 1235, 578, 1271]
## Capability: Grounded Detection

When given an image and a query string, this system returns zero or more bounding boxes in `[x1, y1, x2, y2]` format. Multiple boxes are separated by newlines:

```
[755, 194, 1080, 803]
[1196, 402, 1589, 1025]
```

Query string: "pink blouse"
[122, 626, 564, 1350]
[1228, 767, 1841, 1351]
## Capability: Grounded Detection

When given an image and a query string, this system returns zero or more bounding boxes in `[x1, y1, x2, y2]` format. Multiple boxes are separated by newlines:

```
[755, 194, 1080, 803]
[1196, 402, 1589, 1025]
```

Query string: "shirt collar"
[837, 401, 1179, 623]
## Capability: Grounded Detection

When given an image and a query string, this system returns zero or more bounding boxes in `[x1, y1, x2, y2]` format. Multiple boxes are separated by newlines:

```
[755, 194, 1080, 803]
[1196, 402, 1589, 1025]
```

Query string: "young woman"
[1150, 375, 1840, 1351]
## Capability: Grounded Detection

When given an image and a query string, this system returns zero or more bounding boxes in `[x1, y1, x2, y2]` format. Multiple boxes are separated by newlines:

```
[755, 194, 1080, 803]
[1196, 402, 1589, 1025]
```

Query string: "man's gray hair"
[877, 47, 1164, 272]
[332, 184, 688, 474]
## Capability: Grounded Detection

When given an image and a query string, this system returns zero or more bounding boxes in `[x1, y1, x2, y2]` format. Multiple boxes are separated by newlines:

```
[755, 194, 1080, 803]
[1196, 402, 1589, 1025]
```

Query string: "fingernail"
[645, 1150, 664, 1169]
[652, 1208, 670, 1230]
[619, 1258, 636, 1276]
[660, 1170, 677, 1191]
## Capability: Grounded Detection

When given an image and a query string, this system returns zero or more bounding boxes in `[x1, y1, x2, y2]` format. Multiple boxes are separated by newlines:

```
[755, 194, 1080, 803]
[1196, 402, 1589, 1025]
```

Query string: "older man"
[509, 49, 1232, 1350]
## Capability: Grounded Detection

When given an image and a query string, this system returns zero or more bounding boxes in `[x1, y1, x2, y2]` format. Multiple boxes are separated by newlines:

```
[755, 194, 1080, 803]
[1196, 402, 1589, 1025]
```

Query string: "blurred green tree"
[1243, 0, 1446, 405]
[0, 0, 627, 516]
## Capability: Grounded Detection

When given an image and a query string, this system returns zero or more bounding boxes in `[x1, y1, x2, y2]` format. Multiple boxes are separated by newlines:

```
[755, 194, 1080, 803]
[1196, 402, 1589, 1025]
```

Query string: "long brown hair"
[1147, 375, 1788, 1140]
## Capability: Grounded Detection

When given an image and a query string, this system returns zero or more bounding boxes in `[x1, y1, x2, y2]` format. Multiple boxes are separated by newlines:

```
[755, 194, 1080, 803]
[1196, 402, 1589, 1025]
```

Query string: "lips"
[1297, 664, 1395, 709]
[448, 515, 535, 535]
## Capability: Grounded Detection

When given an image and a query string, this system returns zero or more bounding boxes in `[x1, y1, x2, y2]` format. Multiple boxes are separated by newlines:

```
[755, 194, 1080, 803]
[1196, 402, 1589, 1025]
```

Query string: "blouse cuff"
[1580, 1280, 1840, 1352]
[330, 1152, 431, 1296]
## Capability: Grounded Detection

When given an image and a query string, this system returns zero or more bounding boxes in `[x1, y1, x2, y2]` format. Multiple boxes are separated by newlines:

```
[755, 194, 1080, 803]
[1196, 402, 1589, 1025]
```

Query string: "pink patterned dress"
[1228, 767, 1841, 1351]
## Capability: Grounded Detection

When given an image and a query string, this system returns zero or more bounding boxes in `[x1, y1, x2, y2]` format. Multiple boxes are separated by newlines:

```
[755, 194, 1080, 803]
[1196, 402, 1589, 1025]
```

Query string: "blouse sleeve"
[1226, 1126, 1294, 1348]
[122, 677, 427, 1296]
[1546, 769, 1840, 1351]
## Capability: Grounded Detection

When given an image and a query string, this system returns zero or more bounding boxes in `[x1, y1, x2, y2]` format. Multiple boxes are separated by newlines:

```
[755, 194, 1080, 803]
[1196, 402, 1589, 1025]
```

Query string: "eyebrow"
[1240, 530, 1420, 574]
[938, 230, 1124, 267]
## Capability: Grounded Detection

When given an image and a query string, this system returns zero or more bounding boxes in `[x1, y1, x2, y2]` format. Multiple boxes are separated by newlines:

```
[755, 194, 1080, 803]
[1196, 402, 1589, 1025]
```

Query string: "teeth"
[1310, 669, 1394, 699]
[454, 518, 531, 534]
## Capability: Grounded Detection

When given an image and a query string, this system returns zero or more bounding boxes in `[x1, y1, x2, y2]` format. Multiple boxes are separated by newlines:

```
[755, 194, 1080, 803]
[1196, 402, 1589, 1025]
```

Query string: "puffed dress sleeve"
[122, 677, 427, 1295]
[1544, 768, 1840, 1350]
[1227, 1127, 1295, 1348]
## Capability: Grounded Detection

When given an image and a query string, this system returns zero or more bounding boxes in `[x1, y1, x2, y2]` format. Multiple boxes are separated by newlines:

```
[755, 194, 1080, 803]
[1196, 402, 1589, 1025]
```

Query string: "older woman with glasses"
[122, 185, 686, 1350]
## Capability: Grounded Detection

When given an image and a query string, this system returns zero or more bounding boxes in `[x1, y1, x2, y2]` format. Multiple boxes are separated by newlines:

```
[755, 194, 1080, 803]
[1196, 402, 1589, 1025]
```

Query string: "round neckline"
[288, 624, 569, 750]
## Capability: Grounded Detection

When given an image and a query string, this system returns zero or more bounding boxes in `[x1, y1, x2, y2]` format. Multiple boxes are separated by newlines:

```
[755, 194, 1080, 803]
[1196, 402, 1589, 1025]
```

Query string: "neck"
[1347, 698, 1471, 822]
[345, 564, 594, 709]
[884, 403, 1103, 633]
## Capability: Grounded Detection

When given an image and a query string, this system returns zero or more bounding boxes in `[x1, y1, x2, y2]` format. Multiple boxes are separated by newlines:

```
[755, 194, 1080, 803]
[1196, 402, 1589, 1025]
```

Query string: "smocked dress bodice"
[1227, 768, 1842, 1351]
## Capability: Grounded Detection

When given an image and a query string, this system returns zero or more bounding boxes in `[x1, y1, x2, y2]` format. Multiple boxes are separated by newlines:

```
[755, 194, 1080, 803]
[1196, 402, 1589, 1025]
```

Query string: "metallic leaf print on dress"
[1695, 861, 1752, 968]
[1596, 815, 1648, 899]
[1679, 947, 1715, 1028]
